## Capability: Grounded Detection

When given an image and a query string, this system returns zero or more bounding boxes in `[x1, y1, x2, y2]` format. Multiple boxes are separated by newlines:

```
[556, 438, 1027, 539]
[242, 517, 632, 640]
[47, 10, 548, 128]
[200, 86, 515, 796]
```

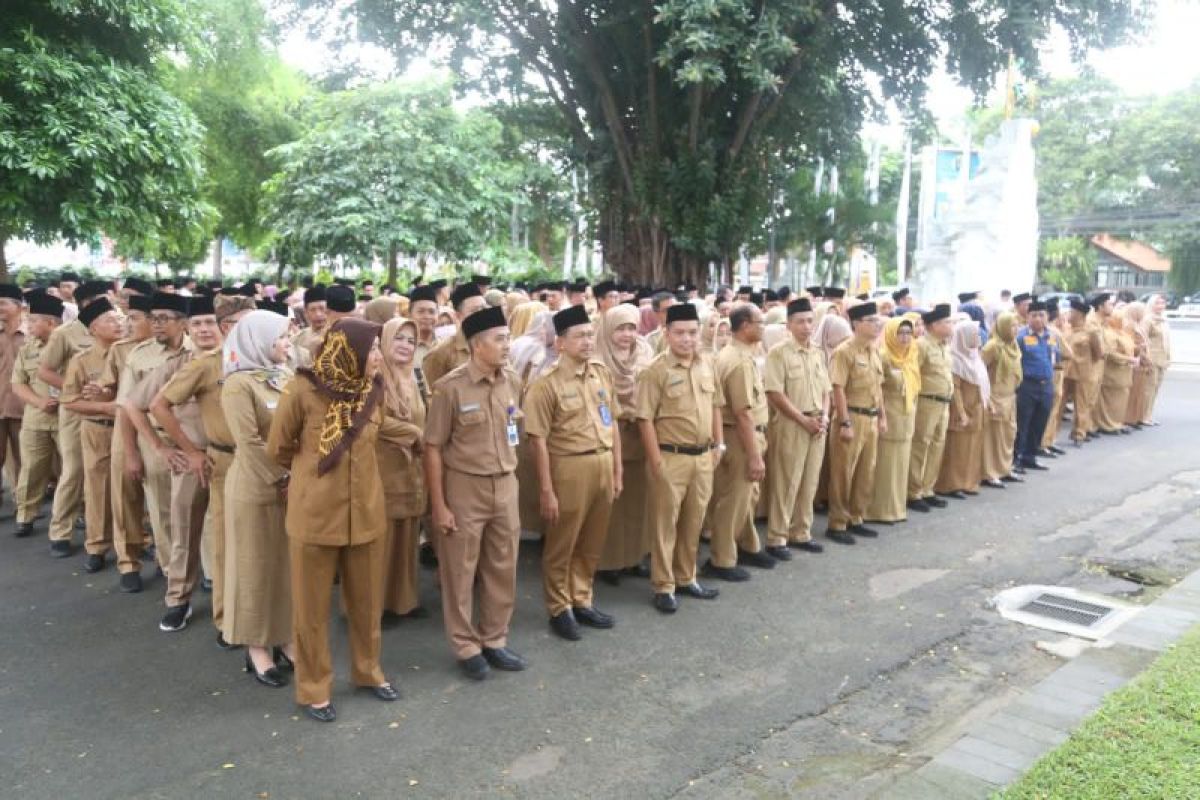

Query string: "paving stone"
[971, 719, 1062, 758]
[1076, 643, 1158, 678]
[876, 774, 966, 800]
[1021, 687, 1101, 718]
[933, 746, 1021, 785]
[1028, 679, 1107, 708]
[984, 711, 1071, 748]
[951, 735, 1038, 771]
[915, 763, 999, 798]
[1049, 661, 1127, 692]
[1006, 697, 1088, 732]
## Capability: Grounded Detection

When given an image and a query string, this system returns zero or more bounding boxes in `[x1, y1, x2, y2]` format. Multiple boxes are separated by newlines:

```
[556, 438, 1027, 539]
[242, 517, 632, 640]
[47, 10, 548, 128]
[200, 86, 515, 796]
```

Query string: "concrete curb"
[876, 569, 1200, 798]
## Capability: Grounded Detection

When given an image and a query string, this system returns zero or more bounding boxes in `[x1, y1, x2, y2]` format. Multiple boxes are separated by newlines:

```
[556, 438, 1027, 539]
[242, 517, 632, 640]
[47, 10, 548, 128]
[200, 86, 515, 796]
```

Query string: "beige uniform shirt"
[0, 329, 26, 419]
[422, 332, 470, 386]
[635, 351, 724, 446]
[916, 335, 952, 399]
[40, 319, 93, 377]
[12, 338, 57, 431]
[764, 338, 831, 416]
[60, 344, 114, 421]
[159, 350, 234, 448]
[522, 354, 619, 456]
[829, 338, 884, 409]
[715, 340, 768, 429]
[1147, 317, 1170, 368]
[424, 360, 524, 475]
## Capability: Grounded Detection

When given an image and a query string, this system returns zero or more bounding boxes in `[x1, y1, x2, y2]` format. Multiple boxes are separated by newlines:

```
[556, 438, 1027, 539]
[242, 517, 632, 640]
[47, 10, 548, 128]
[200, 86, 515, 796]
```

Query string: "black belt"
[919, 393, 952, 403]
[659, 443, 713, 456]
[560, 448, 611, 457]
[847, 406, 879, 417]
[208, 443, 235, 454]
[86, 418, 115, 427]
[802, 410, 823, 418]
[755, 424, 767, 433]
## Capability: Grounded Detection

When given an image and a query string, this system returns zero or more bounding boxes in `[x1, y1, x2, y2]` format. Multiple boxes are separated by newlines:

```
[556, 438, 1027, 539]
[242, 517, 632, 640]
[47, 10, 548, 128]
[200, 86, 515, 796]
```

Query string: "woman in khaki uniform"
[813, 314, 852, 509]
[221, 310, 295, 688]
[980, 312, 1022, 488]
[266, 318, 397, 723]
[1143, 294, 1171, 424]
[866, 315, 919, 523]
[935, 320, 989, 497]
[1121, 302, 1152, 427]
[594, 304, 654, 584]
[1096, 306, 1137, 434]
[377, 317, 428, 619]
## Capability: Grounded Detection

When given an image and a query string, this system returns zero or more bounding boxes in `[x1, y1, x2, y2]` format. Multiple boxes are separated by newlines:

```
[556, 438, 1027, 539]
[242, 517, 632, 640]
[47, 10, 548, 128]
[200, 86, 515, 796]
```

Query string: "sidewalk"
[877, 569, 1200, 798]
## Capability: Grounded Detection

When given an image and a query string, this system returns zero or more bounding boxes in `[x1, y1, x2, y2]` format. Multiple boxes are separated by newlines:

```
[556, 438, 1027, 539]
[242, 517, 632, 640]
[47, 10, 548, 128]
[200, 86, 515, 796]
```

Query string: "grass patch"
[998, 625, 1200, 800]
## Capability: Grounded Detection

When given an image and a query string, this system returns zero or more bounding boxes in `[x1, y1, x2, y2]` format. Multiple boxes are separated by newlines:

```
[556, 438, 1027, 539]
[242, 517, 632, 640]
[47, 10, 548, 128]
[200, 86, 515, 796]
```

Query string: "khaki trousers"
[1041, 370, 1067, 447]
[379, 516, 421, 615]
[708, 430, 765, 566]
[648, 450, 714, 594]
[47, 410, 84, 543]
[1085, 372, 1104, 435]
[1145, 365, 1166, 422]
[907, 397, 948, 500]
[289, 536, 385, 705]
[80, 421, 114, 555]
[207, 449, 233, 627]
[766, 422, 825, 546]
[111, 432, 148, 573]
[1069, 376, 1099, 440]
[15, 427, 57, 524]
[829, 414, 879, 530]
[438, 470, 519, 660]
[164, 469, 209, 608]
[541, 452, 614, 616]
[137, 436, 173, 573]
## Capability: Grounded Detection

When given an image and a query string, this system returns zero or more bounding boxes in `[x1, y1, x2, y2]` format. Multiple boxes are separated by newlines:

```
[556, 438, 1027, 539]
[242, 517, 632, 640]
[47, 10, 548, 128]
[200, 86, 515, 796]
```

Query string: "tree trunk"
[0, 235, 8, 283]
[386, 244, 399, 289]
[211, 237, 223, 281]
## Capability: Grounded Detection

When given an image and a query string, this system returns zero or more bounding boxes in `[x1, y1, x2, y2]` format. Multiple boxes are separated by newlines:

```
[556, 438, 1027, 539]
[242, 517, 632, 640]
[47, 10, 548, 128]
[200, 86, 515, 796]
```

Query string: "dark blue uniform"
[1014, 325, 1060, 465]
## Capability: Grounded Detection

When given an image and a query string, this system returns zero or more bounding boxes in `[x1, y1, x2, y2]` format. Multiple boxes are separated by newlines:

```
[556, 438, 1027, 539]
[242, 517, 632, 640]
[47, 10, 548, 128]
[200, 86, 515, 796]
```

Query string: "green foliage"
[0, 0, 207, 275]
[1038, 236, 1096, 293]
[290, 0, 1143, 284]
[263, 79, 519, 278]
[1166, 234, 1200, 296]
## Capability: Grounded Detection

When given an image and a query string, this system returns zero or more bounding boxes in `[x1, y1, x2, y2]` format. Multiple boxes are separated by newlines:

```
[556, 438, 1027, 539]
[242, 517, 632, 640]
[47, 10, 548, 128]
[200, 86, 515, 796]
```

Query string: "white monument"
[911, 118, 1039, 304]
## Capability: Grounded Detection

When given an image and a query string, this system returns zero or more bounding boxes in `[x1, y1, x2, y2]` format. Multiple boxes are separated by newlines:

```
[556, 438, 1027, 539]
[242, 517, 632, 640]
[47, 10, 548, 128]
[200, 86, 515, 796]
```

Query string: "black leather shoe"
[1072, 438, 1085, 449]
[1049, 445, 1067, 455]
[1002, 473, 1024, 483]
[482, 647, 527, 671]
[549, 610, 582, 641]
[737, 548, 776, 569]
[1037, 448, 1058, 459]
[200, 577, 213, 592]
[1022, 460, 1048, 471]
[906, 498, 931, 513]
[792, 541, 824, 553]
[49, 540, 72, 558]
[826, 530, 856, 545]
[595, 569, 621, 587]
[459, 654, 491, 680]
[244, 653, 288, 688]
[1011, 465, 1027, 475]
[1118, 426, 1132, 435]
[925, 496, 948, 508]
[14, 522, 33, 538]
[273, 647, 294, 672]
[119, 571, 143, 593]
[936, 490, 967, 500]
[418, 541, 438, 568]
[1099, 428, 1119, 436]
[849, 524, 879, 538]
[158, 603, 192, 632]
[573, 606, 615, 629]
[367, 682, 400, 701]
[764, 545, 793, 561]
[981, 479, 1005, 489]
[305, 703, 336, 722]
[701, 560, 750, 582]
[653, 593, 678, 613]
[216, 632, 239, 650]
[83, 553, 105, 573]
[677, 582, 719, 600]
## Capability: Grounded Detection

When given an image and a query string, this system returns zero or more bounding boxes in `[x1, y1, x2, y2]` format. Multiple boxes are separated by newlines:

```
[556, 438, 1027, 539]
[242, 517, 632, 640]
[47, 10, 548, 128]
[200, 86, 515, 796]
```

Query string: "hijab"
[510, 310, 557, 386]
[379, 317, 419, 421]
[222, 309, 290, 378]
[595, 304, 654, 412]
[882, 317, 921, 413]
[982, 311, 1022, 390]
[949, 319, 991, 408]
[814, 313, 852, 367]
[299, 317, 383, 475]
[508, 301, 546, 339]
[960, 302, 989, 345]
[364, 296, 399, 325]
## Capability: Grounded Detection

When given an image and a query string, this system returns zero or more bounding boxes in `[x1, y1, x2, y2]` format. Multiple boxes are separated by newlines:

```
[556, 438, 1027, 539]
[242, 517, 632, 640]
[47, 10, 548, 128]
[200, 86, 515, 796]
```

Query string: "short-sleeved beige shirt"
[522, 354, 619, 455]
[917, 335, 953, 398]
[715, 340, 768, 428]
[829, 338, 884, 409]
[764, 338, 831, 415]
[12, 338, 57, 430]
[424, 360, 524, 475]
[635, 351, 724, 446]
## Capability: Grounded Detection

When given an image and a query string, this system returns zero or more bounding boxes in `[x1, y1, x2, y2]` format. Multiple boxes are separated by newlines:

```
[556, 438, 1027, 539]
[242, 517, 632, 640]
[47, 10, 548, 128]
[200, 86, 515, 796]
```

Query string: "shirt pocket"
[663, 380, 695, 412]
[458, 409, 486, 426]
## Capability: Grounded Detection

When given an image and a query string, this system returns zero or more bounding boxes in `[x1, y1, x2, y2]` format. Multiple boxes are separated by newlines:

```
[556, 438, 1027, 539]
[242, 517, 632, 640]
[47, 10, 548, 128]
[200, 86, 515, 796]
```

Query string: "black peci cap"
[847, 302, 878, 321]
[303, 286, 327, 305]
[665, 304, 699, 324]
[1013, 292, 1032, 305]
[1069, 298, 1089, 314]
[892, 288, 910, 302]
[450, 282, 483, 309]
[150, 292, 189, 315]
[921, 303, 952, 325]
[326, 285, 357, 312]
[187, 295, 215, 317]
[461, 305, 507, 340]
[824, 287, 846, 299]
[259, 300, 290, 317]
[552, 304, 590, 335]
[128, 295, 154, 313]
[28, 292, 64, 318]
[1089, 292, 1112, 309]
[787, 298, 813, 316]
[957, 291, 978, 304]
[409, 285, 439, 304]
[78, 297, 114, 327]
[123, 277, 154, 296]
[0, 284, 22, 302]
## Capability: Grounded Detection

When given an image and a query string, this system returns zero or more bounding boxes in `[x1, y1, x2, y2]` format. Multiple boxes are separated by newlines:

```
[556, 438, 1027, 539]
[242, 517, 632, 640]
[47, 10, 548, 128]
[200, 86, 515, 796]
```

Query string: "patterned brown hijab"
[299, 317, 382, 475]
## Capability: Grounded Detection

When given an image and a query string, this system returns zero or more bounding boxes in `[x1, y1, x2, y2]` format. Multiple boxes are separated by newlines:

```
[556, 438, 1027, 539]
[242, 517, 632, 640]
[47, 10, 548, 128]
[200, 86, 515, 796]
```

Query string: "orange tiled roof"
[1090, 234, 1171, 273]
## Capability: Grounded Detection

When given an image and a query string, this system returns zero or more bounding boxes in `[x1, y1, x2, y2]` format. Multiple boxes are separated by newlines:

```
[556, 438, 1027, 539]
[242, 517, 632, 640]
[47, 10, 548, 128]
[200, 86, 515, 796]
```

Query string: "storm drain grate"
[1019, 593, 1114, 628]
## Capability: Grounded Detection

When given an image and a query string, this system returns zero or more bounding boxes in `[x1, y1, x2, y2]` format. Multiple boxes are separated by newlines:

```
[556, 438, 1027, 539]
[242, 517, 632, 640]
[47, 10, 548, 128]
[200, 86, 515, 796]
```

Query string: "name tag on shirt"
[506, 420, 520, 446]
[459, 402, 481, 413]
[266, 400, 278, 410]
[1023, 336, 1038, 345]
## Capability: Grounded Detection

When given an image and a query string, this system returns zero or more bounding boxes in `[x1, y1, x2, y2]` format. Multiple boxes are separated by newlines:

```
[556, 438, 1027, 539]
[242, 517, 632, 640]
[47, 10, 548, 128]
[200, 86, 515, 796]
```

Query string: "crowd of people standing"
[0, 272, 1172, 721]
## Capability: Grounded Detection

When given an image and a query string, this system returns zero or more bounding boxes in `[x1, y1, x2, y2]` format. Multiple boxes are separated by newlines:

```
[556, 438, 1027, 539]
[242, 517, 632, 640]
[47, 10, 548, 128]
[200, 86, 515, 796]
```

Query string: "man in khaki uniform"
[636, 303, 725, 614]
[117, 292, 192, 581]
[827, 302, 887, 544]
[422, 283, 487, 385]
[11, 292, 64, 538]
[1039, 303, 1072, 455]
[907, 303, 953, 513]
[424, 305, 528, 680]
[0, 285, 26, 492]
[704, 303, 775, 581]
[408, 285, 440, 371]
[523, 304, 623, 641]
[59, 298, 122, 572]
[764, 298, 831, 557]
[39, 280, 107, 556]
[1065, 298, 1101, 445]
[644, 291, 676, 354]
[290, 286, 327, 367]
[1084, 293, 1114, 437]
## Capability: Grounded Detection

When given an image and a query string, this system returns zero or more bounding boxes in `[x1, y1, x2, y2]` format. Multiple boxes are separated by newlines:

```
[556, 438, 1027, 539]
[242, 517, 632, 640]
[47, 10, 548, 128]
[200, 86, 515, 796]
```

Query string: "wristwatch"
[840, 420, 852, 429]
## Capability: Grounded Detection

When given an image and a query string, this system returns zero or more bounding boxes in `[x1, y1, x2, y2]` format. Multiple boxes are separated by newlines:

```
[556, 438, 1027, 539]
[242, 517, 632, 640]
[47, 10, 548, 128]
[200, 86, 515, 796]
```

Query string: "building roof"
[1090, 234, 1171, 273]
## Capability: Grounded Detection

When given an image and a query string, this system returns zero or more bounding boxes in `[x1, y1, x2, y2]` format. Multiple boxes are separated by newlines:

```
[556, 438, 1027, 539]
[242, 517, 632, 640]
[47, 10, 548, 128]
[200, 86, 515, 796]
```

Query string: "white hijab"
[223, 309, 291, 376]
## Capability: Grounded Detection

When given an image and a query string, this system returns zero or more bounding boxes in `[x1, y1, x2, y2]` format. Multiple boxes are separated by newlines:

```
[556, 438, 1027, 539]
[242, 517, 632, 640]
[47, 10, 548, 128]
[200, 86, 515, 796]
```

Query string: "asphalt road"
[2, 358, 1198, 799]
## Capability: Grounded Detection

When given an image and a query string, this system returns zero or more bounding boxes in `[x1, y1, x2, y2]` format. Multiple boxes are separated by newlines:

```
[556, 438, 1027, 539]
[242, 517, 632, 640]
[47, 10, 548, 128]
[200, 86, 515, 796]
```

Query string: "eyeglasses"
[149, 313, 183, 324]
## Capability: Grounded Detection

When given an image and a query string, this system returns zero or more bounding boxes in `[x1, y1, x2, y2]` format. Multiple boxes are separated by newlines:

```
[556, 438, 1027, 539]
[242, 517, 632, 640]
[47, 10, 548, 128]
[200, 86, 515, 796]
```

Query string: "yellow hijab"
[882, 316, 921, 412]
[982, 312, 1022, 389]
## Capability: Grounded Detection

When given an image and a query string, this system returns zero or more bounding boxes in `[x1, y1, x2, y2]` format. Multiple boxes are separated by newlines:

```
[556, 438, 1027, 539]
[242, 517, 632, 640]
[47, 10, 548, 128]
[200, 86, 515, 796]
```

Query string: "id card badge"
[597, 389, 613, 427]
[506, 405, 520, 447]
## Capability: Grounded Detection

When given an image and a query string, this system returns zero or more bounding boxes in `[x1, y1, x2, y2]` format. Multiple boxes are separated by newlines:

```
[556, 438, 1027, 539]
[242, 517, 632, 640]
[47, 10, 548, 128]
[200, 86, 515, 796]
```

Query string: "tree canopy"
[290, 0, 1144, 285]
[0, 0, 208, 277]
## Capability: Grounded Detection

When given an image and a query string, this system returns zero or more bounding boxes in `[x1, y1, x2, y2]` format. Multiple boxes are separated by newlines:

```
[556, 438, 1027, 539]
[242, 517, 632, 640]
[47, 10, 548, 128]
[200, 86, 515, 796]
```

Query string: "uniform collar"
[787, 336, 814, 353]
[466, 358, 503, 384]
[665, 350, 697, 369]
[556, 352, 589, 377]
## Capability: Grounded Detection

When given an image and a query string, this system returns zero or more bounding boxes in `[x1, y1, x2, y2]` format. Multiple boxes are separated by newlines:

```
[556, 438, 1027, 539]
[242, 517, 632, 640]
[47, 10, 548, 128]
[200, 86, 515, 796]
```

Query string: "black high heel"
[244, 652, 288, 688]
[273, 647, 295, 673]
